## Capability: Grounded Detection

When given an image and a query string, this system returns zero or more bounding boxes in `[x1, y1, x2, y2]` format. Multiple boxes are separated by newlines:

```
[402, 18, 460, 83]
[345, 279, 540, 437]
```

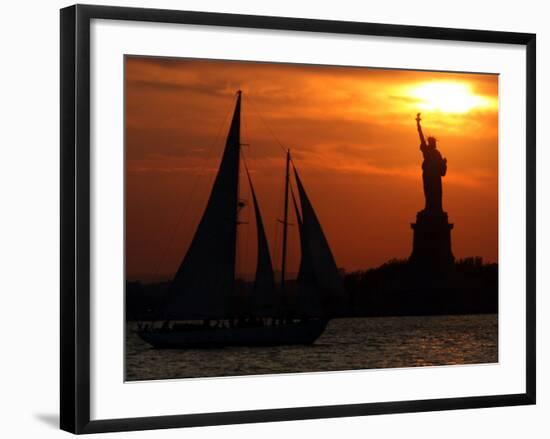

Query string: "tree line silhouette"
[126, 257, 497, 321]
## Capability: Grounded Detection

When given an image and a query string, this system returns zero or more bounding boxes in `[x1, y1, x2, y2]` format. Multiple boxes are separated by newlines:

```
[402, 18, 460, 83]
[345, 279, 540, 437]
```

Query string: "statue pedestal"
[409, 210, 454, 270]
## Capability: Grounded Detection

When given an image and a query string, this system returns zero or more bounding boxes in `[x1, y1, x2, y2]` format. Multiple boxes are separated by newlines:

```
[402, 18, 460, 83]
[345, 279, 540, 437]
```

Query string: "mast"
[280, 149, 291, 290]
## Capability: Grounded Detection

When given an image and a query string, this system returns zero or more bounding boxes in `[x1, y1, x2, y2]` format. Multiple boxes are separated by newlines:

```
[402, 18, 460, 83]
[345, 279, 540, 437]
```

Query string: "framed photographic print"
[60, 4, 536, 434]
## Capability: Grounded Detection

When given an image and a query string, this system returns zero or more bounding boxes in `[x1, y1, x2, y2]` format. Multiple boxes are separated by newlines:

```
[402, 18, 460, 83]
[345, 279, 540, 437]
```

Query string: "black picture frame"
[60, 4, 536, 434]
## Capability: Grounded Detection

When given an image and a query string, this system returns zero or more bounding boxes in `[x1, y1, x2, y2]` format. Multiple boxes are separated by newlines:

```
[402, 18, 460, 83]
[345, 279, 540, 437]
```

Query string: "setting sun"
[406, 81, 493, 114]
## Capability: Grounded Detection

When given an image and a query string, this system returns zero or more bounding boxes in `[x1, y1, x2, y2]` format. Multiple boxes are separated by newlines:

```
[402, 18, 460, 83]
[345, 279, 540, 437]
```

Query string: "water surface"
[125, 314, 498, 381]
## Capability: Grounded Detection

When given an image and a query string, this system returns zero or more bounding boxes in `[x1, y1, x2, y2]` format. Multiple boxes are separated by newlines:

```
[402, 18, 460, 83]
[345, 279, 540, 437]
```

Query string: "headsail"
[293, 165, 349, 316]
[163, 92, 242, 319]
[245, 166, 278, 316]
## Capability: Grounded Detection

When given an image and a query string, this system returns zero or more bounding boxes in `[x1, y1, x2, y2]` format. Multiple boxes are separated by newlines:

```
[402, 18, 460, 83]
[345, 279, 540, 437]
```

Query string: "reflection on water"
[125, 314, 497, 381]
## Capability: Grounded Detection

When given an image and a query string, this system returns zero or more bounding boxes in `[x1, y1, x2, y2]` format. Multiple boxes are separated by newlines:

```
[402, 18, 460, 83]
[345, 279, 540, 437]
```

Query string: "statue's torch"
[416, 113, 425, 145]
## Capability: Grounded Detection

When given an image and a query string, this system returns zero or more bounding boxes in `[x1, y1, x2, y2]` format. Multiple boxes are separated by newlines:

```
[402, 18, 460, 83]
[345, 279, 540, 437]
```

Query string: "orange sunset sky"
[125, 56, 498, 282]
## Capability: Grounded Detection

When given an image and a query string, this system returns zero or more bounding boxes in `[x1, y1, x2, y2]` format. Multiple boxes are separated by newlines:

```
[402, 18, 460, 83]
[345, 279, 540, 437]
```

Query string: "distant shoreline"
[126, 257, 497, 321]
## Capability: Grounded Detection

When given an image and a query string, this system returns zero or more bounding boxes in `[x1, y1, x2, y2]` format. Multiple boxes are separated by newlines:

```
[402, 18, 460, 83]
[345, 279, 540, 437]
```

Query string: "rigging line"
[288, 183, 302, 280]
[243, 178, 251, 282]
[270, 152, 285, 281]
[150, 95, 236, 280]
[289, 155, 299, 171]
[238, 150, 252, 282]
[240, 148, 256, 177]
[236, 95, 255, 287]
[246, 94, 291, 278]
[275, 152, 291, 280]
[247, 95, 289, 155]
[240, 100, 253, 268]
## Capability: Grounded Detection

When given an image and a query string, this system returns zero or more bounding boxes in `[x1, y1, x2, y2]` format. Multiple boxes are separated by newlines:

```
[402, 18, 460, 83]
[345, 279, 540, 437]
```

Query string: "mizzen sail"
[293, 166, 348, 315]
[291, 187, 323, 317]
[163, 92, 242, 319]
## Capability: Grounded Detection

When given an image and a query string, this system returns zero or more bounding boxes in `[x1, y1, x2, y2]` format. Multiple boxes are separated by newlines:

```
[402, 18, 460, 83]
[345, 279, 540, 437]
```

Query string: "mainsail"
[245, 166, 278, 316]
[163, 92, 242, 319]
[293, 166, 349, 316]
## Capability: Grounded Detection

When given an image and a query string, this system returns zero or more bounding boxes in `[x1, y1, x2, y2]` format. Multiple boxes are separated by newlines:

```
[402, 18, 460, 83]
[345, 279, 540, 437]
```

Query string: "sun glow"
[407, 81, 493, 114]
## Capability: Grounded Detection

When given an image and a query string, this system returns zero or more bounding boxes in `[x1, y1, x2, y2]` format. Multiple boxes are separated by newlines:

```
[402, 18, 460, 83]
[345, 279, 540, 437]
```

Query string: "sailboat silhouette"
[138, 91, 348, 348]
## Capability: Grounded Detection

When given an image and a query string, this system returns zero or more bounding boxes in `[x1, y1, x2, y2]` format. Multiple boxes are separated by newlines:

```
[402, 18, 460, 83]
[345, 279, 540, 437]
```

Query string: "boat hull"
[137, 319, 328, 349]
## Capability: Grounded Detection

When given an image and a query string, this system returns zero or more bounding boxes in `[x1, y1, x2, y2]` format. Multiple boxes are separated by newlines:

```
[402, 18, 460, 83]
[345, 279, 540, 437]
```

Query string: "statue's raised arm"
[416, 113, 426, 147]
[414, 113, 447, 213]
